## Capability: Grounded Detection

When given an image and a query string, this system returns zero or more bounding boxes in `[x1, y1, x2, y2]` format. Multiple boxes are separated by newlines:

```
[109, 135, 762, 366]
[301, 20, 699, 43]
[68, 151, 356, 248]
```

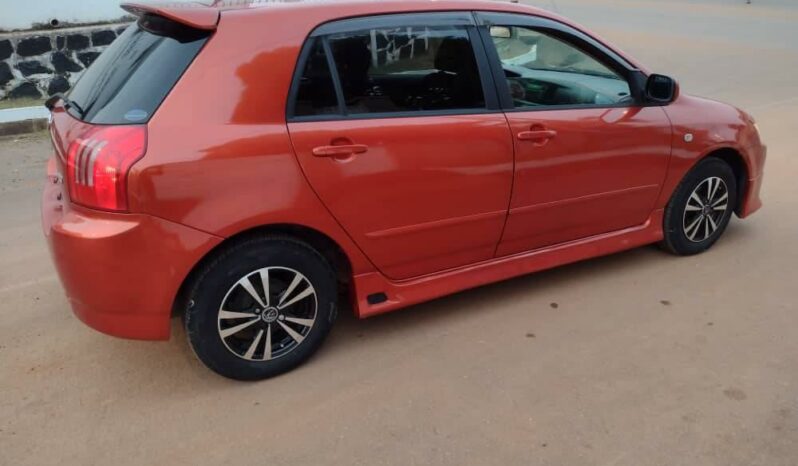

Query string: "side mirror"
[645, 74, 678, 104]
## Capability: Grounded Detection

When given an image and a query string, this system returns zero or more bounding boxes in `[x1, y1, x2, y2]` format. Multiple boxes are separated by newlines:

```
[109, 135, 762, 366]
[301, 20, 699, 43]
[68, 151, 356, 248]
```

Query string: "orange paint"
[42, 0, 765, 340]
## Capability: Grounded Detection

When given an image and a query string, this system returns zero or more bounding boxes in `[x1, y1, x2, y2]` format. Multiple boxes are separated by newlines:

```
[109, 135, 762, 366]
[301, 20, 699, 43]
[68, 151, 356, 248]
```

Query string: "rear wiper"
[44, 93, 86, 118]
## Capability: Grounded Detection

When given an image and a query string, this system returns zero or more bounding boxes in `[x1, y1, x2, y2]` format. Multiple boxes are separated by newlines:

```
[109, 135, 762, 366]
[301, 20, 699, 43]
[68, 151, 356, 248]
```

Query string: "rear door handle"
[517, 130, 557, 141]
[312, 144, 369, 157]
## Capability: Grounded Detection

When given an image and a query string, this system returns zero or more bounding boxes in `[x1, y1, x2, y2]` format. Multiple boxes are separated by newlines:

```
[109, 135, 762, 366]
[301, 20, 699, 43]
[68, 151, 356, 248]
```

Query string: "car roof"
[133, 0, 554, 19]
[122, 0, 645, 71]
[205, 0, 549, 15]
[123, 0, 558, 30]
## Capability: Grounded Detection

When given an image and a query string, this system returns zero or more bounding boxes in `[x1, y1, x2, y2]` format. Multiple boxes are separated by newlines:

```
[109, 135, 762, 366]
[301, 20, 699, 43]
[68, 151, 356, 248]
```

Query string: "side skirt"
[352, 209, 664, 318]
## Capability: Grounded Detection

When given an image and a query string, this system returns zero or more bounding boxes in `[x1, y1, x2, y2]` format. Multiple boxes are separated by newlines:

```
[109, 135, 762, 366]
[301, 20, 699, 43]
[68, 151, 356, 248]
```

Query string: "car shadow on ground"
[330, 218, 757, 339]
[90, 218, 757, 390]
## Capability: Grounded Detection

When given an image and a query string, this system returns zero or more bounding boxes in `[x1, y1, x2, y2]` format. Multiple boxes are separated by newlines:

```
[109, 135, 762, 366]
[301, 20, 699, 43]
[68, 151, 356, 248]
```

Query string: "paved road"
[1, 1, 797, 464]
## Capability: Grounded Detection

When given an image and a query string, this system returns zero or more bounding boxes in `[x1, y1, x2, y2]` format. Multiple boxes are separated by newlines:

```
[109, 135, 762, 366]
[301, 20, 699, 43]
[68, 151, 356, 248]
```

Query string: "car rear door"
[287, 13, 514, 280]
[476, 12, 672, 256]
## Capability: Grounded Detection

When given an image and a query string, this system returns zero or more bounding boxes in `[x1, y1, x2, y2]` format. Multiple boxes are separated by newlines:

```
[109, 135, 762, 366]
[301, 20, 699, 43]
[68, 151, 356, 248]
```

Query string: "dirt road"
[1, 1, 797, 464]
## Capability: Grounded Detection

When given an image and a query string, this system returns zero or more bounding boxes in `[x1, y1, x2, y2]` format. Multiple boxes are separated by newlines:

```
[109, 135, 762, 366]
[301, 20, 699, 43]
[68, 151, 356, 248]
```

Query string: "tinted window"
[326, 25, 485, 114]
[488, 26, 631, 108]
[66, 14, 209, 124]
[293, 38, 339, 117]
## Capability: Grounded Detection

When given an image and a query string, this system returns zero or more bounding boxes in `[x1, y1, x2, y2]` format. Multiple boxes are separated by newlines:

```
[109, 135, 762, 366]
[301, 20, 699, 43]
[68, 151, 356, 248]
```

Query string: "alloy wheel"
[682, 176, 729, 243]
[217, 267, 317, 361]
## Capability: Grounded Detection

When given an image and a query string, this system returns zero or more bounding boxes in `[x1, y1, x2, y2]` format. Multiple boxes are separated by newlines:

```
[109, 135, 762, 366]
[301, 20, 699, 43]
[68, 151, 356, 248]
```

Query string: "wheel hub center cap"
[702, 205, 712, 215]
[261, 307, 279, 323]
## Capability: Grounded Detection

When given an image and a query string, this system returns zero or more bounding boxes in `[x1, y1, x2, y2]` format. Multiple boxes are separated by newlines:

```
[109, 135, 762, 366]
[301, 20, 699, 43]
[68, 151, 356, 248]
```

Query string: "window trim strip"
[310, 12, 476, 37]
[289, 107, 504, 123]
[321, 36, 347, 116]
[285, 36, 317, 120]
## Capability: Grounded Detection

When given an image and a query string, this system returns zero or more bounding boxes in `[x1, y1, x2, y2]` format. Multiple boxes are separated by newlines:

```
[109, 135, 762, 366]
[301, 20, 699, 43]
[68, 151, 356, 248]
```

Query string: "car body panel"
[42, 159, 222, 339]
[497, 105, 672, 255]
[657, 94, 765, 217]
[125, 6, 377, 276]
[288, 115, 514, 279]
[41, 0, 766, 340]
[355, 209, 665, 318]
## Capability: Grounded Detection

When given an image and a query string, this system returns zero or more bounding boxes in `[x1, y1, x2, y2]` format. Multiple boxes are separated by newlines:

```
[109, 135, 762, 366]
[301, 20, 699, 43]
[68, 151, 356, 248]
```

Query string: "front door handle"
[312, 144, 369, 157]
[517, 129, 557, 142]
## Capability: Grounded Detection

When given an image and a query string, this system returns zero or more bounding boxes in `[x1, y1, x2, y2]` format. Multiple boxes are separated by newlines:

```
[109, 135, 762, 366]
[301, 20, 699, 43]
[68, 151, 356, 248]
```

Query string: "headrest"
[434, 37, 472, 73]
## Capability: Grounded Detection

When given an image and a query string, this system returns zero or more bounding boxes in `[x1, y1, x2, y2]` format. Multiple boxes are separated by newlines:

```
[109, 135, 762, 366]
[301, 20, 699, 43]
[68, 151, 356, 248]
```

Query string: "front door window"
[489, 25, 632, 107]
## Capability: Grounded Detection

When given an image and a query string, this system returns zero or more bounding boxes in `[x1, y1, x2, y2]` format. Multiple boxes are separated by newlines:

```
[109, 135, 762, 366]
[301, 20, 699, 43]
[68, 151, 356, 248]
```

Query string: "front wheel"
[661, 157, 737, 255]
[183, 236, 338, 380]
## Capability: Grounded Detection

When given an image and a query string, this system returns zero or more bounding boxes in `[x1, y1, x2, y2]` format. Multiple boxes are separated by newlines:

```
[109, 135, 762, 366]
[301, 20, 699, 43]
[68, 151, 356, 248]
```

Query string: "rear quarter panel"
[126, 7, 380, 274]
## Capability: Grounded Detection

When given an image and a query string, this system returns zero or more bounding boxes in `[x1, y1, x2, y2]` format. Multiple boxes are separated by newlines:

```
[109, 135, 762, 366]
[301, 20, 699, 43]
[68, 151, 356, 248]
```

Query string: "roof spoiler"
[121, 2, 220, 30]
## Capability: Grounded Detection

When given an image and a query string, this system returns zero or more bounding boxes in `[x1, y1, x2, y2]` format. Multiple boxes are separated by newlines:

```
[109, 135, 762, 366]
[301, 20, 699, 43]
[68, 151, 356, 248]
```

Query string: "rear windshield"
[66, 14, 210, 124]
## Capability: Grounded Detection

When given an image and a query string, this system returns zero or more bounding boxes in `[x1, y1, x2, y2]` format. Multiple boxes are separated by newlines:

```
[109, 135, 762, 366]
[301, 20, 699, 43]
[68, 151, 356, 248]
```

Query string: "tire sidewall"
[664, 158, 737, 255]
[184, 238, 337, 380]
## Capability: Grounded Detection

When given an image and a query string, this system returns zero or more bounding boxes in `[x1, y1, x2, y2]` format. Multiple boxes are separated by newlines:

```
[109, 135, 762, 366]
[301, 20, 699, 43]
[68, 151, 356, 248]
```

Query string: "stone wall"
[0, 22, 131, 101]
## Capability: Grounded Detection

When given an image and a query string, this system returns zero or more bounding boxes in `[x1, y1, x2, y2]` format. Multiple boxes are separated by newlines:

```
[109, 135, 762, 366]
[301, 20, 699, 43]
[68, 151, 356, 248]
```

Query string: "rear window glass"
[66, 14, 209, 124]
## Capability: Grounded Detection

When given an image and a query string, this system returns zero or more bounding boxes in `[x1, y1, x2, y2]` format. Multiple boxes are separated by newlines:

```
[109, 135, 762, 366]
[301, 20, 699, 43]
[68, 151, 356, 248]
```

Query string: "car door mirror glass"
[645, 74, 678, 104]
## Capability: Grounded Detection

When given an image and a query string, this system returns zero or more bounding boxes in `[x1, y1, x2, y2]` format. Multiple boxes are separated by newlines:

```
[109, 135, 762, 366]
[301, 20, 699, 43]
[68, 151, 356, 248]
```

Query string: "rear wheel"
[184, 236, 337, 380]
[661, 158, 737, 255]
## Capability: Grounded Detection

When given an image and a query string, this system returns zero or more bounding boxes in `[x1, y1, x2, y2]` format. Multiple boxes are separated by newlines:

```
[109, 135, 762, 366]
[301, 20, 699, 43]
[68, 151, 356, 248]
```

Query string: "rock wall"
[0, 23, 131, 101]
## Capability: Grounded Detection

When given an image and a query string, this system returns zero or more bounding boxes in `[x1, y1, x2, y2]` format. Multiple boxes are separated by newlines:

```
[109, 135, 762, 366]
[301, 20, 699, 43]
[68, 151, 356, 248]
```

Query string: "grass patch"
[0, 97, 46, 111]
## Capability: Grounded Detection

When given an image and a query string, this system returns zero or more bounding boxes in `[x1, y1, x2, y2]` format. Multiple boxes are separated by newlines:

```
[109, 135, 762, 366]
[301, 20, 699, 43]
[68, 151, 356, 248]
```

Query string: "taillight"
[66, 126, 146, 212]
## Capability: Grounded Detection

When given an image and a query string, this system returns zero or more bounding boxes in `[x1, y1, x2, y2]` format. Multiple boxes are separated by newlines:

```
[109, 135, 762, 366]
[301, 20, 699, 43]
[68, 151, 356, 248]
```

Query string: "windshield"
[66, 14, 209, 124]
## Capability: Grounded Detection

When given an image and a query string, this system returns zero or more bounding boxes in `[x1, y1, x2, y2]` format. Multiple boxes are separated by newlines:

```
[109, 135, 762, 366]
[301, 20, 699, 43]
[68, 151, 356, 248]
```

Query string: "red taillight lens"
[66, 126, 146, 212]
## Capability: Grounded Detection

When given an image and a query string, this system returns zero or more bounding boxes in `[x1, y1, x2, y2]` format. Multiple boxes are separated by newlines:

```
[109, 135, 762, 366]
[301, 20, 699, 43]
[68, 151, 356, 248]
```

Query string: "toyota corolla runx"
[42, 0, 766, 380]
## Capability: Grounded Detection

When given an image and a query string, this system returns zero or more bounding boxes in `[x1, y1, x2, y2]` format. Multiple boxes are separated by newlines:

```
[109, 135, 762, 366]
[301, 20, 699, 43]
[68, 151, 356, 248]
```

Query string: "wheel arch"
[172, 223, 354, 317]
[701, 146, 748, 216]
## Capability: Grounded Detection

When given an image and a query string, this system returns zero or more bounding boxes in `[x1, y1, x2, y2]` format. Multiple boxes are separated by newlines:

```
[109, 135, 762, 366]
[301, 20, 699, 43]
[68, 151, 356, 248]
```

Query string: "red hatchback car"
[42, 0, 765, 379]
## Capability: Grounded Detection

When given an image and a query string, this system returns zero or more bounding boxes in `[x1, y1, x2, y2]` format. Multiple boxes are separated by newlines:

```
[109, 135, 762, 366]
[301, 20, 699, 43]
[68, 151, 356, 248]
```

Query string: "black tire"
[661, 157, 737, 255]
[183, 235, 338, 380]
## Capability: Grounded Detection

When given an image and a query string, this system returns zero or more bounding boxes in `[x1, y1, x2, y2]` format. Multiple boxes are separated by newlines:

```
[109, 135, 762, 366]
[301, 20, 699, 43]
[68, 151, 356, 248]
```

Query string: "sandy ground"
[1, 1, 797, 465]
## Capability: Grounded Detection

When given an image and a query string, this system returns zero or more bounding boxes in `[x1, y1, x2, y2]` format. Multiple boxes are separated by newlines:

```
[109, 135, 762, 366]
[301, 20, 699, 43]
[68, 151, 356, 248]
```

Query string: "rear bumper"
[42, 175, 222, 340]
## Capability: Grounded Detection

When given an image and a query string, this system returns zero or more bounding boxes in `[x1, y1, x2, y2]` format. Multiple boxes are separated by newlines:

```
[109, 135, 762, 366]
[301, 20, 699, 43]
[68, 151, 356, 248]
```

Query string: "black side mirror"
[45, 93, 63, 111]
[645, 74, 678, 104]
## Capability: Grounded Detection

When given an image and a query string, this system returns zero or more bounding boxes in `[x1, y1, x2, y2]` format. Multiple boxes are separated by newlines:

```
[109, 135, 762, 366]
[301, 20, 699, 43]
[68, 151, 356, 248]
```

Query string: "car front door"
[287, 13, 514, 280]
[477, 13, 672, 256]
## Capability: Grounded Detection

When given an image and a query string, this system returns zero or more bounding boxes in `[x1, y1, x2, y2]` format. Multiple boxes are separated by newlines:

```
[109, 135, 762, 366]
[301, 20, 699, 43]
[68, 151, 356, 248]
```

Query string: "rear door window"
[66, 14, 210, 124]
[327, 25, 485, 114]
[289, 14, 491, 119]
